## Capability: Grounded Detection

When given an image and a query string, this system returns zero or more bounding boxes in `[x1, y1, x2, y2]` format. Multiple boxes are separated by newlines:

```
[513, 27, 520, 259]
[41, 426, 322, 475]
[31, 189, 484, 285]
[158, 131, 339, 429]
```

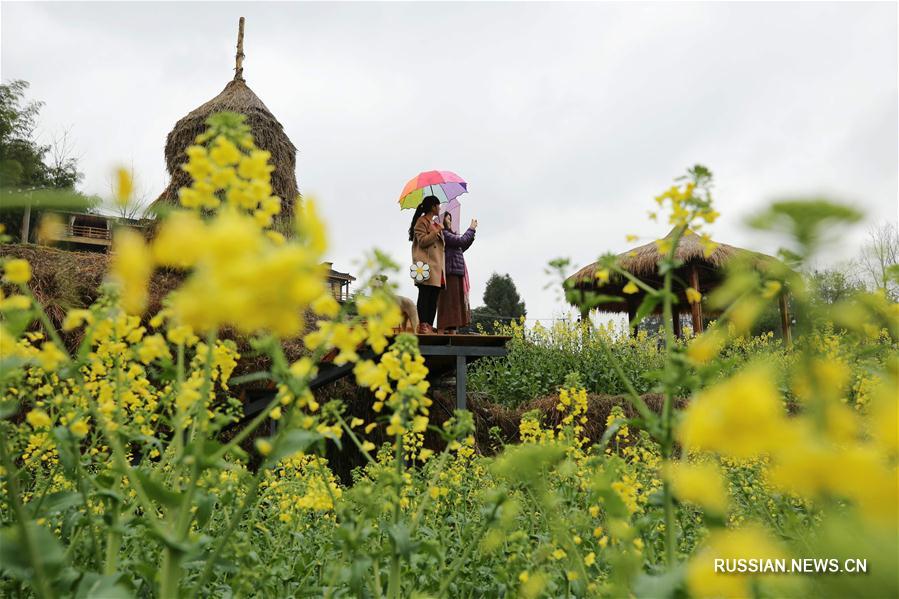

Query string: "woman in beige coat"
[409, 195, 445, 333]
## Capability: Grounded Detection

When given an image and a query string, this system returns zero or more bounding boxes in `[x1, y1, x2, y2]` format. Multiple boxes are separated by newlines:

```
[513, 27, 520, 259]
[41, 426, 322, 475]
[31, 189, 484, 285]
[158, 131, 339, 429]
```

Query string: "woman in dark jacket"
[436, 212, 478, 334]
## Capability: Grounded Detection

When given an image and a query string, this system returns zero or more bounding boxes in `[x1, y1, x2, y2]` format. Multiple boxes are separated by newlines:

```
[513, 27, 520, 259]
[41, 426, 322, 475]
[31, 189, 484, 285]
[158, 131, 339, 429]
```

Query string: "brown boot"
[417, 323, 431, 335]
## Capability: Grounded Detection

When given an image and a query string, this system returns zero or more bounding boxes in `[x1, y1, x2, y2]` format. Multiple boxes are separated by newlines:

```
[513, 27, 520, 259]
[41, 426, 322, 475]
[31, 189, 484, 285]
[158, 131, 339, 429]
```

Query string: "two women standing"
[409, 195, 477, 334]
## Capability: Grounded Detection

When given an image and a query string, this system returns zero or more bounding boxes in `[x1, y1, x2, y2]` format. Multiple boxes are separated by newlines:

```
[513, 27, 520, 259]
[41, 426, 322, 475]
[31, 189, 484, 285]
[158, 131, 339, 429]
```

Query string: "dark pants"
[416, 284, 440, 327]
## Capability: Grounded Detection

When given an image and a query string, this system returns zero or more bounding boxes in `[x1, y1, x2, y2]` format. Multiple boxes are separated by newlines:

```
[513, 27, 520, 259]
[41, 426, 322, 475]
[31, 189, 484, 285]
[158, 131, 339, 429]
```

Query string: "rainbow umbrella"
[398, 170, 467, 209]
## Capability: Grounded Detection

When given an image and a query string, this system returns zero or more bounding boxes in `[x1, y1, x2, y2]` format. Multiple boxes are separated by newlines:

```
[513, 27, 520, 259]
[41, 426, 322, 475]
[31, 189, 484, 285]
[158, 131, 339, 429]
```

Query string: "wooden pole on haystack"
[779, 291, 792, 348]
[234, 17, 246, 81]
[689, 264, 704, 334]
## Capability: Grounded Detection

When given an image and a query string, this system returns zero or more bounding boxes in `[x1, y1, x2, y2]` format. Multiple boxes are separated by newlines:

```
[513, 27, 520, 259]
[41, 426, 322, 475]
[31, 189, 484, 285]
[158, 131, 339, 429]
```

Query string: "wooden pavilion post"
[672, 310, 682, 339]
[779, 290, 792, 348]
[689, 264, 704, 335]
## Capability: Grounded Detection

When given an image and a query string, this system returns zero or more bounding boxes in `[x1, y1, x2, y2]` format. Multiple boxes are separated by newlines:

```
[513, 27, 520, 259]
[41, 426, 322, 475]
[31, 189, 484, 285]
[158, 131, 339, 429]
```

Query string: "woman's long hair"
[408, 195, 441, 241]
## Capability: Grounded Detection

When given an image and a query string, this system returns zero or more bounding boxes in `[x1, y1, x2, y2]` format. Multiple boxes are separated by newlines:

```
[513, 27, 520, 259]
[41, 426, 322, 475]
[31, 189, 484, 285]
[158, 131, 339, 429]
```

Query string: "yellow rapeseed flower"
[26, 409, 52, 429]
[38, 343, 67, 370]
[678, 365, 788, 458]
[622, 281, 639, 295]
[209, 135, 242, 167]
[151, 211, 204, 268]
[761, 280, 782, 300]
[686, 329, 726, 365]
[62, 309, 94, 331]
[686, 287, 702, 304]
[115, 167, 133, 207]
[686, 526, 787, 599]
[4, 259, 31, 284]
[110, 229, 152, 315]
[256, 439, 273, 456]
[0, 294, 30, 311]
[70, 418, 90, 438]
[666, 460, 729, 514]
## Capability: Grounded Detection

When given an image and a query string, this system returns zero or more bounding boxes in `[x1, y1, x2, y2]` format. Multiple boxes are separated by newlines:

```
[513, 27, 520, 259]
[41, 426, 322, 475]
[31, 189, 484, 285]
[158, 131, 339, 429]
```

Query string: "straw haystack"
[566, 227, 790, 339]
[150, 18, 298, 231]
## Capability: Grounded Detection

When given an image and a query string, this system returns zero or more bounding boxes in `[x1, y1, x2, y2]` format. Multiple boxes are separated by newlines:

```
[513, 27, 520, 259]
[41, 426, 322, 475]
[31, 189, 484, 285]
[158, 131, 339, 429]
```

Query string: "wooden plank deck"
[243, 334, 510, 420]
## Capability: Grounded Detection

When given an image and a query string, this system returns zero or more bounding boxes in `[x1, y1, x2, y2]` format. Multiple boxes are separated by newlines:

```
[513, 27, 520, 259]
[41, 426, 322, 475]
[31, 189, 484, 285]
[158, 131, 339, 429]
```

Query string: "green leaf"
[633, 564, 685, 599]
[0, 399, 18, 420]
[0, 522, 66, 581]
[0, 188, 94, 211]
[564, 288, 624, 311]
[387, 523, 417, 559]
[268, 430, 323, 463]
[134, 470, 181, 509]
[632, 294, 661, 329]
[598, 418, 644, 451]
[32, 491, 81, 517]
[52, 426, 78, 479]
[75, 572, 134, 599]
[195, 492, 216, 529]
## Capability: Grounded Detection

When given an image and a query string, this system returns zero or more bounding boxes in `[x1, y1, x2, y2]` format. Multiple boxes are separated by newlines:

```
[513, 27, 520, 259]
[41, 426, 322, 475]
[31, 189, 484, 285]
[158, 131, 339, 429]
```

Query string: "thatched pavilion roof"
[150, 18, 298, 231]
[565, 227, 781, 314]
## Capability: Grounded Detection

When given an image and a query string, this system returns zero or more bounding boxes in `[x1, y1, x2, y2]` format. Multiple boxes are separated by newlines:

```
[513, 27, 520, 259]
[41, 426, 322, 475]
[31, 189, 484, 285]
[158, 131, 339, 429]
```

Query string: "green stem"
[595, 336, 655, 424]
[70, 436, 103, 570]
[159, 547, 181, 599]
[103, 524, 121, 576]
[22, 285, 70, 359]
[387, 431, 404, 599]
[189, 471, 263, 597]
[228, 371, 274, 386]
[436, 502, 500, 597]
[0, 430, 55, 599]
[660, 224, 687, 567]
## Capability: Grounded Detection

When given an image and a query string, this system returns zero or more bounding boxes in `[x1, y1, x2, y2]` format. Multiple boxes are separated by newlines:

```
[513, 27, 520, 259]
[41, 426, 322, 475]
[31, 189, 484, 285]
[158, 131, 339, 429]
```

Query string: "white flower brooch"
[410, 261, 430, 282]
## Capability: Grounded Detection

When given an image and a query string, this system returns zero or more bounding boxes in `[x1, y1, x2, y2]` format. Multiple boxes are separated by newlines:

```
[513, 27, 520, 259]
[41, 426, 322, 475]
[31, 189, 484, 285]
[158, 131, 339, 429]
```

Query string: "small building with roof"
[565, 227, 792, 342]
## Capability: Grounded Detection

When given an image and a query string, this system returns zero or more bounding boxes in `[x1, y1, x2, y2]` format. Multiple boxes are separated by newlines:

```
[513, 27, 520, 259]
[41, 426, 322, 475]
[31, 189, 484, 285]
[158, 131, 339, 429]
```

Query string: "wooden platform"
[243, 334, 510, 419]
[414, 334, 510, 409]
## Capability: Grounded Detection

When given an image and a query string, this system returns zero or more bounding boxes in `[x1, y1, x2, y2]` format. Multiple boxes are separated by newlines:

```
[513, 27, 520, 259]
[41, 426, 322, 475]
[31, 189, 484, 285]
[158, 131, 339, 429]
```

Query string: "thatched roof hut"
[565, 227, 791, 340]
[150, 18, 298, 231]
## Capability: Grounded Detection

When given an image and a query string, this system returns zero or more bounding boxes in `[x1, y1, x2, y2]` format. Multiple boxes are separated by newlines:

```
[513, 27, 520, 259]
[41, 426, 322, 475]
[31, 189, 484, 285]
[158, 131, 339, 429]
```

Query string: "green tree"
[471, 273, 526, 333]
[809, 267, 865, 304]
[0, 80, 86, 241]
[856, 222, 899, 301]
[0, 80, 49, 188]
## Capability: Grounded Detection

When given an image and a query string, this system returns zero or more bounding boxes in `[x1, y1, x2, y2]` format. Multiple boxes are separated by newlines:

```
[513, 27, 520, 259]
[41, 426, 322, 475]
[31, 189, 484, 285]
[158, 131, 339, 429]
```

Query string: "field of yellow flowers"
[1, 114, 896, 598]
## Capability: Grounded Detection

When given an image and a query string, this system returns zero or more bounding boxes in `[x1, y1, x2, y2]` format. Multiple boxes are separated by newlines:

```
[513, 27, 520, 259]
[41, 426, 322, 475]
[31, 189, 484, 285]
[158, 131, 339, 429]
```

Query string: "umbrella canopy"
[399, 170, 467, 209]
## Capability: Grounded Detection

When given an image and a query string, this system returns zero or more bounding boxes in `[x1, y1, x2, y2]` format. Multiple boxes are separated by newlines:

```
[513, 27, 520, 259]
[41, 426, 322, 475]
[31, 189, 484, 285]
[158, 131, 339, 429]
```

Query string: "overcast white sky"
[2, 2, 897, 323]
